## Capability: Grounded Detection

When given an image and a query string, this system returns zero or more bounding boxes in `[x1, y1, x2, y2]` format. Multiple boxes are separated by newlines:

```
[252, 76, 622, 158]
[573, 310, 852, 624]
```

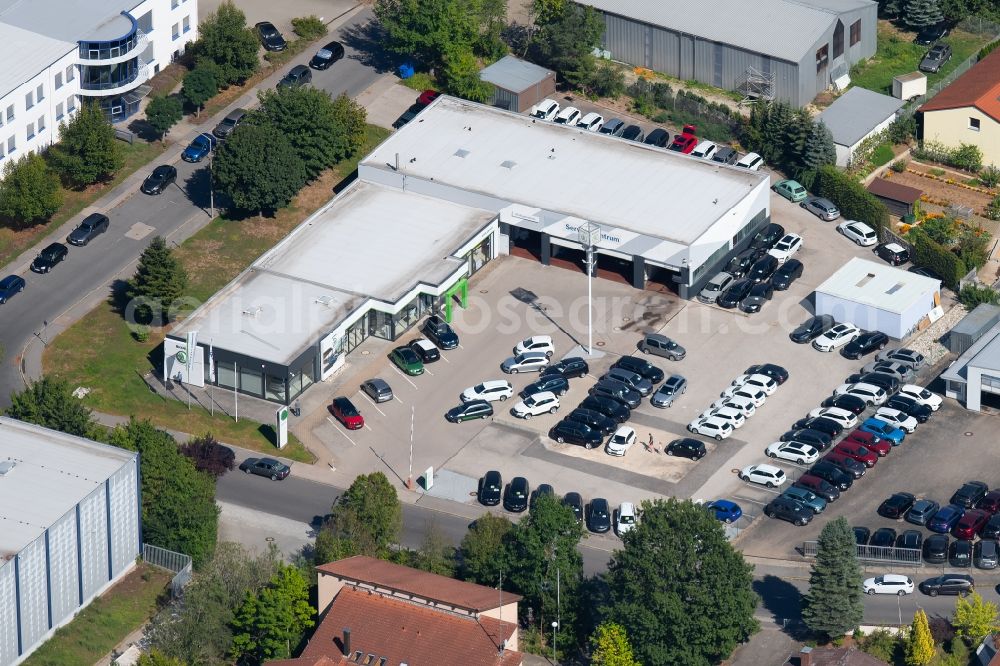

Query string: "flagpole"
[209, 339, 215, 417]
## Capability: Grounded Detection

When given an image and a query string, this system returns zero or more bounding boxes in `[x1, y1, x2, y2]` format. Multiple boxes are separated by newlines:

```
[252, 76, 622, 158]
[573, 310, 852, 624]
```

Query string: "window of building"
[850, 20, 861, 46]
[0, 141, 4, 159]
[25, 123, 34, 139]
[25, 91, 33, 110]
[970, 117, 981, 131]
[172, 23, 180, 39]
[7, 136, 15, 154]
[38, 115, 45, 132]
[65, 64, 75, 82]
[183, 15, 191, 32]
[171, 0, 178, 7]
[56, 102, 63, 120]
[67, 96, 76, 113]
[55, 72, 62, 89]
[693, 243, 731, 282]
[36, 84, 44, 101]
[6, 105, 13, 122]
[833, 20, 844, 59]
[816, 44, 829, 72]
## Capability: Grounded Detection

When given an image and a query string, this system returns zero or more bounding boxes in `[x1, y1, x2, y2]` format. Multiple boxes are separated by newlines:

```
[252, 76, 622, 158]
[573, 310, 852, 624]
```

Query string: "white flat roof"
[816, 257, 940, 314]
[362, 96, 767, 245]
[0, 417, 136, 558]
[174, 182, 495, 364]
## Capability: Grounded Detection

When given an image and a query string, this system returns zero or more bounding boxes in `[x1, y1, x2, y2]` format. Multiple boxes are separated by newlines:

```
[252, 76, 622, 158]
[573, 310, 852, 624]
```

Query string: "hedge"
[909, 227, 967, 289]
[813, 165, 890, 234]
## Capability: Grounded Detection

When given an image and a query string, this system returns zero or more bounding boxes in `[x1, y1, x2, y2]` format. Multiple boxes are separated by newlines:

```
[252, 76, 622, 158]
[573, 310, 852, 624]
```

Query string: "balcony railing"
[79, 28, 148, 64]
[78, 60, 150, 96]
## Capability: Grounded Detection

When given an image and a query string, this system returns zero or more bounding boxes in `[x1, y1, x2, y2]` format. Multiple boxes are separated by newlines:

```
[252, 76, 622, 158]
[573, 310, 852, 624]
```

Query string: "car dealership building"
[166, 96, 770, 404]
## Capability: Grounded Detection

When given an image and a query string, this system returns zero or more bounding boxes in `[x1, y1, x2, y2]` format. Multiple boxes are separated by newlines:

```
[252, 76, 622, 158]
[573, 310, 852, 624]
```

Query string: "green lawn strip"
[851, 24, 988, 95]
[399, 71, 438, 92]
[0, 141, 166, 271]
[21, 564, 170, 666]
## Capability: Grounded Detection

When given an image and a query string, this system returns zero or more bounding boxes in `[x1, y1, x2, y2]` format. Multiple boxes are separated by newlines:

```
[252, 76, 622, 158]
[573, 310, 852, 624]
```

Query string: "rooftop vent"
[0, 461, 15, 477]
[856, 273, 876, 288]
[886, 282, 905, 295]
[501, 160, 517, 169]
[241, 306, 262, 317]
[454, 148, 470, 158]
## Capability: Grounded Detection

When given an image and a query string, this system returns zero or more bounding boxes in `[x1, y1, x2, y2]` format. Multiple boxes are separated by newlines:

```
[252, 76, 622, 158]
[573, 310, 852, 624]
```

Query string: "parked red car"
[834, 440, 878, 467]
[668, 124, 698, 154]
[844, 429, 892, 456]
[417, 89, 441, 106]
[328, 396, 364, 430]
[953, 509, 991, 539]
[978, 490, 1000, 513]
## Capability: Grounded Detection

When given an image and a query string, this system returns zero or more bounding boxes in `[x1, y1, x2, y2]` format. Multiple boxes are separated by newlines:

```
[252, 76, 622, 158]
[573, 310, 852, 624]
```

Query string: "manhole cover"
[265, 536, 275, 542]
[965, 431, 974, 436]
[469, 491, 477, 497]
[596, 341, 606, 347]
[480, 290, 488, 294]
[361, 350, 370, 355]
[731, 468, 740, 474]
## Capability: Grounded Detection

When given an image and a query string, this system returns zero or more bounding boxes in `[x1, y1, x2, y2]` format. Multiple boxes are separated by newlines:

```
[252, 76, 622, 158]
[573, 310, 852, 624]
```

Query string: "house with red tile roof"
[919, 47, 1000, 168]
[266, 556, 523, 666]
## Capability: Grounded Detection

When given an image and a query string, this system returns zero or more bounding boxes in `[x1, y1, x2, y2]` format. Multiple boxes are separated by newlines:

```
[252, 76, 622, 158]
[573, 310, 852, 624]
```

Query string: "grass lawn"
[850, 21, 989, 95]
[21, 563, 170, 666]
[42, 125, 390, 462]
[0, 140, 167, 271]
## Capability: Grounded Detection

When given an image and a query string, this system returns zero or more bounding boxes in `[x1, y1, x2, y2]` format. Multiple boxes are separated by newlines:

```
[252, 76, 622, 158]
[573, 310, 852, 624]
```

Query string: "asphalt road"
[0, 7, 385, 406]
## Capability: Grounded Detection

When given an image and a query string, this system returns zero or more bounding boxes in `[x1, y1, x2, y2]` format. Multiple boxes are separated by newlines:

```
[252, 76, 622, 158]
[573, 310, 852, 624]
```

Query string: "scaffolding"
[738, 66, 775, 105]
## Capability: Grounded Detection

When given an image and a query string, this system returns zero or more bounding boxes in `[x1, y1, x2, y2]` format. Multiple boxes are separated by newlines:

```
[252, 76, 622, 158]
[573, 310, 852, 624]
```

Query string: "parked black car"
[792, 416, 843, 438]
[950, 539, 973, 568]
[897, 529, 923, 551]
[620, 125, 644, 142]
[0, 275, 26, 303]
[408, 339, 441, 363]
[724, 247, 766, 278]
[478, 470, 502, 505]
[981, 514, 1000, 540]
[530, 484, 555, 510]
[920, 574, 975, 597]
[855, 372, 901, 395]
[712, 146, 738, 164]
[854, 526, 871, 545]
[790, 314, 836, 344]
[746, 255, 779, 283]
[239, 457, 290, 480]
[563, 492, 584, 522]
[587, 498, 612, 533]
[739, 281, 774, 314]
[613, 356, 664, 383]
[878, 492, 916, 519]
[141, 165, 177, 195]
[952, 481, 989, 509]
[874, 242, 910, 266]
[745, 363, 789, 385]
[840, 331, 890, 360]
[923, 534, 950, 563]
[446, 400, 493, 422]
[278, 64, 312, 89]
[67, 213, 110, 246]
[522, 375, 570, 398]
[664, 437, 706, 460]
[770, 259, 803, 290]
[764, 496, 813, 526]
[809, 461, 853, 491]
[885, 395, 933, 422]
[643, 128, 670, 147]
[915, 22, 949, 44]
[749, 223, 786, 250]
[579, 395, 630, 422]
[590, 379, 641, 408]
[564, 408, 617, 435]
[821, 393, 868, 415]
[919, 42, 953, 73]
[541, 356, 590, 379]
[309, 40, 345, 69]
[780, 428, 832, 450]
[870, 527, 897, 548]
[825, 452, 866, 478]
[255, 21, 287, 51]
[549, 420, 602, 448]
[503, 476, 530, 512]
[717, 278, 754, 309]
[421, 315, 459, 349]
[30, 243, 68, 273]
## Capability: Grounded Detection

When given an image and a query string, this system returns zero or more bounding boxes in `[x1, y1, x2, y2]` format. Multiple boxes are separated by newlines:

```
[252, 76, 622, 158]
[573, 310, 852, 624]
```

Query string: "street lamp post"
[551, 621, 558, 664]
[209, 151, 215, 218]
[577, 222, 601, 356]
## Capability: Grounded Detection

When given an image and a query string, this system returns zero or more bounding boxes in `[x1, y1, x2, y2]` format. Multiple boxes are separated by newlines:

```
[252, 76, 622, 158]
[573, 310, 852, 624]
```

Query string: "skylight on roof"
[856, 273, 876, 288]
[886, 282, 905, 295]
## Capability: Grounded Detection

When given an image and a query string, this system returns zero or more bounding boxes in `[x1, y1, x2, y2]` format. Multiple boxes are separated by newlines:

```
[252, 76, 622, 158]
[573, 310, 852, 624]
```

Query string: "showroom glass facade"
[211, 348, 317, 405]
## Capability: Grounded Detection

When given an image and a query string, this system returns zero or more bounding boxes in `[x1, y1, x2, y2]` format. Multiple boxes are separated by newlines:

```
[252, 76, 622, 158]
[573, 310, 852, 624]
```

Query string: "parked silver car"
[602, 367, 653, 396]
[639, 333, 686, 361]
[651, 374, 687, 408]
[800, 197, 840, 221]
[360, 378, 393, 403]
[698, 271, 735, 304]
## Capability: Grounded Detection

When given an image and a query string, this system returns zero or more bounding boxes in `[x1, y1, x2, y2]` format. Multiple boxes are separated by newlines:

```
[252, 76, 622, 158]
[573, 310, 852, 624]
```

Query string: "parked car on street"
[181, 133, 217, 162]
[30, 243, 68, 273]
[239, 457, 290, 480]
[141, 165, 177, 195]
[309, 40, 345, 69]
[67, 213, 110, 246]
[212, 108, 247, 139]
[920, 574, 975, 597]
[278, 64, 312, 89]
[864, 574, 913, 596]
[0, 275, 25, 303]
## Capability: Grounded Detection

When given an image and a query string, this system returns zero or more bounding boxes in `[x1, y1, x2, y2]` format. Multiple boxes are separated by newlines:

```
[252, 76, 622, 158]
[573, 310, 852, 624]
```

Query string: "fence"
[879, 226, 914, 255]
[143, 543, 192, 597]
[803, 540, 922, 565]
[114, 128, 135, 144]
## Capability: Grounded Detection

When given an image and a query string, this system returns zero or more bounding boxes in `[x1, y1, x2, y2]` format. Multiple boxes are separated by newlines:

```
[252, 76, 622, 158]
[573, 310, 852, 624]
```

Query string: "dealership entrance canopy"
[168, 96, 771, 404]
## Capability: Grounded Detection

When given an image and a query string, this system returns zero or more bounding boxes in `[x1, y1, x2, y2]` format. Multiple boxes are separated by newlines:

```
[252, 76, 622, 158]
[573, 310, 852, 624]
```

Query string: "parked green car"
[390, 346, 424, 375]
[773, 179, 808, 202]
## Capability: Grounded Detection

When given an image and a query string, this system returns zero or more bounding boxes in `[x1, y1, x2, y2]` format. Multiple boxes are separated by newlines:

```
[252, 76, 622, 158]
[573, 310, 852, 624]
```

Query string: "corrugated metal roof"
[867, 177, 922, 204]
[816, 257, 939, 315]
[479, 55, 553, 93]
[952, 304, 1000, 337]
[819, 87, 904, 147]
[578, 0, 875, 62]
[942, 321, 1000, 383]
[0, 22, 74, 100]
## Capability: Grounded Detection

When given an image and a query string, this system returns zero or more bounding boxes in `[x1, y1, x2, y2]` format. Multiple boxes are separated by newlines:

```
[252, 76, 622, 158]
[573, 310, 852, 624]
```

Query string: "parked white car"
[813, 323, 860, 352]
[768, 233, 803, 263]
[462, 380, 514, 403]
[690, 140, 718, 160]
[874, 407, 918, 433]
[711, 395, 757, 418]
[699, 406, 746, 429]
[514, 335, 555, 357]
[501, 352, 550, 374]
[837, 220, 878, 246]
[807, 406, 858, 429]
[863, 574, 914, 596]
[765, 441, 820, 465]
[687, 416, 734, 440]
[577, 112, 604, 132]
[554, 106, 581, 125]
[606, 426, 637, 456]
[720, 385, 768, 407]
[529, 99, 560, 120]
[735, 152, 763, 171]
[739, 464, 787, 488]
[833, 382, 888, 406]
[731, 373, 778, 395]
[898, 384, 942, 410]
[616, 502, 637, 535]
[511, 391, 560, 419]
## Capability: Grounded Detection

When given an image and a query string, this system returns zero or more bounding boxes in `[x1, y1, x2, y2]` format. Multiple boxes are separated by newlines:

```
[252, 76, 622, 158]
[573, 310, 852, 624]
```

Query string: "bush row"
[909, 227, 968, 289]
[813, 166, 890, 233]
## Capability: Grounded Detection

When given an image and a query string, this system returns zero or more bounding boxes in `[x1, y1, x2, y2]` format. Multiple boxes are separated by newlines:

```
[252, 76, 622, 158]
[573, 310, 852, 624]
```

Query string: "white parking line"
[393, 395, 406, 405]
[326, 417, 358, 446]
[392, 367, 419, 389]
[439, 355, 451, 364]
[424, 367, 434, 376]
[365, 424, 373, 432]
[359, 392, 387, 417]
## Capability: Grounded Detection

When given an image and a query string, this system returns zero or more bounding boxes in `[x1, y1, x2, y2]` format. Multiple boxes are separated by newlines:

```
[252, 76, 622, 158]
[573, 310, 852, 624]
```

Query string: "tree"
[195, 0, 259, 85]
[979, 165, 1000, 188]
[109, 418, 219, 568]
[182, 64, 219, 117]
[953, 591, 999, 644]
[319, 472, 401, 558]
[136, 650, 187, 666]
[987, 194, 1000, 222]
[605, 499, 758, 666]
[441, 46, 494, 103]
[291, 15, 328, 40]
[459, 512, 514, 586]
[801, 517, 864, 639]
[959, 283, 1000, 308]
[590, 622, 640, 666]
[906, 609, 935, 666]
[957, 225, 991, 269]
[530, 4, 604, 87]
[415, 520, 456, 576]
[255, 88, 367, 180]
[904, 0, 944, 28]
[0, 152, 63, 228]
[48, 102, 124, 187]
[180, 433, 235, 478]
[952, 143, 984, 172]
[588, 62, 627, 98]
[921, 216, 957, 244]
[800, 120, 837, 189]
[532, 0, 569, 25]
[212, 122, 308, 214]
[146, 96, 184, 143]
[505, 493, 583, 655]
[128, 235, 188, 323]
[231, 565, 314, 662]
[374, 0, 480, 69]
[7, 376, 94, 437]
[781, 109, 812, 178]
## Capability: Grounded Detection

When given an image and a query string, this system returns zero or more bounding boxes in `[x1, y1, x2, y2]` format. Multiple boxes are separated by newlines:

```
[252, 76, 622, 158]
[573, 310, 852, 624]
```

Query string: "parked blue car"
[927, 504, 966, 534]
[781, 486, 827, 514]
[705, 500, 743, 523]
[181, 132, 218, 163]
[859, 417, 905, 445]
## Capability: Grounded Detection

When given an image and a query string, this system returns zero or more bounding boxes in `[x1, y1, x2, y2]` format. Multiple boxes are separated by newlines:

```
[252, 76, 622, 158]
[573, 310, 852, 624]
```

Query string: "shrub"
[814, 165, 890, 233]
[291, 15, 327, 40]
[959, 284, 1000, 309]
[910, 227, 968, 288]
[930, 167, 947, 177]
[888, 114, 916, 143]
[587, 62, 626, 98]
[952, 143, 984, 172]
[857, 629, 900, 663]
[979, 38, 1000, 59]
[871, 143, 895, 167]
[913, 140, 954, 164]
[132, 325, 151, 342]
[986, 194, 1000, 221]
[891, 159, 908, 173]
[927, 616, 955, 645]
[920, 215, 957, 244]
[180, 434, 236, 478]
[980, 165, 1000, 188]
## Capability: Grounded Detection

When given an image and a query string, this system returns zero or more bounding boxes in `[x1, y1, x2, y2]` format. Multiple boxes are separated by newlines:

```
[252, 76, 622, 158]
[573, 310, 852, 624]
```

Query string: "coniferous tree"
[128, 235, 188, 323]
[904, 0, 944, 28]
[905, 609, 935, 666]
[801, 517, 864, 639]
[7, 376, 94, 437]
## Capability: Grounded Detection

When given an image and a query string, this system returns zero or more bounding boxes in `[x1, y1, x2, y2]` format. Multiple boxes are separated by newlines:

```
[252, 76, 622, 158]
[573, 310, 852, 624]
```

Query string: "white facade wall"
[835, 114, 898, 167]
[813, 293, 937, 339]
[688, 178, 771, 275]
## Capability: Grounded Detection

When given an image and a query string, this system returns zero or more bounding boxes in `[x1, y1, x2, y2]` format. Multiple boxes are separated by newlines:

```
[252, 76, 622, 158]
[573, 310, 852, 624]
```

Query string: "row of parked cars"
[687, 364, 789, 441]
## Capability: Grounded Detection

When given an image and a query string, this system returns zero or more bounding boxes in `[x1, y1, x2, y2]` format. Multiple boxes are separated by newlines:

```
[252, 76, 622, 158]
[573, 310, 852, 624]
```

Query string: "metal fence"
[143, 543, 193, 597]
[803, 540, 922, 565]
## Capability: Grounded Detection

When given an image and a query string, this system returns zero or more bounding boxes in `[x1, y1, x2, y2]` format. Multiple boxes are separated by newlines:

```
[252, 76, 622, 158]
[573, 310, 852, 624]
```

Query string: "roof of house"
[866, 177, 922, 204]
[819, 87, 904, 147]
[784, 645, 889, 665]
[317, 556, 522, 613]
[479, 55, 553, 93]
[267, 658, 349, 666]
[576, 0, 875, 63]
[942, 320, 1000, 385]
[919, 47, 1000, 122]
[815, 257, 940, 315]
[0, 417, 137, 559]
[290, 586, 521, 666]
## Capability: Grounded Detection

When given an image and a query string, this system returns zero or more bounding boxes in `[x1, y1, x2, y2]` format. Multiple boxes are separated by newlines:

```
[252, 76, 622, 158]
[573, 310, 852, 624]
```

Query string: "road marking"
[439, 355, 451, 364]
[424, 367, 434, 376]
[393, 395, 406, 405]
[365, 424, 373, 432]
[359, 392, 387, 416]
[392, 367, 418, 389]
[326, 417, 358, 446]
